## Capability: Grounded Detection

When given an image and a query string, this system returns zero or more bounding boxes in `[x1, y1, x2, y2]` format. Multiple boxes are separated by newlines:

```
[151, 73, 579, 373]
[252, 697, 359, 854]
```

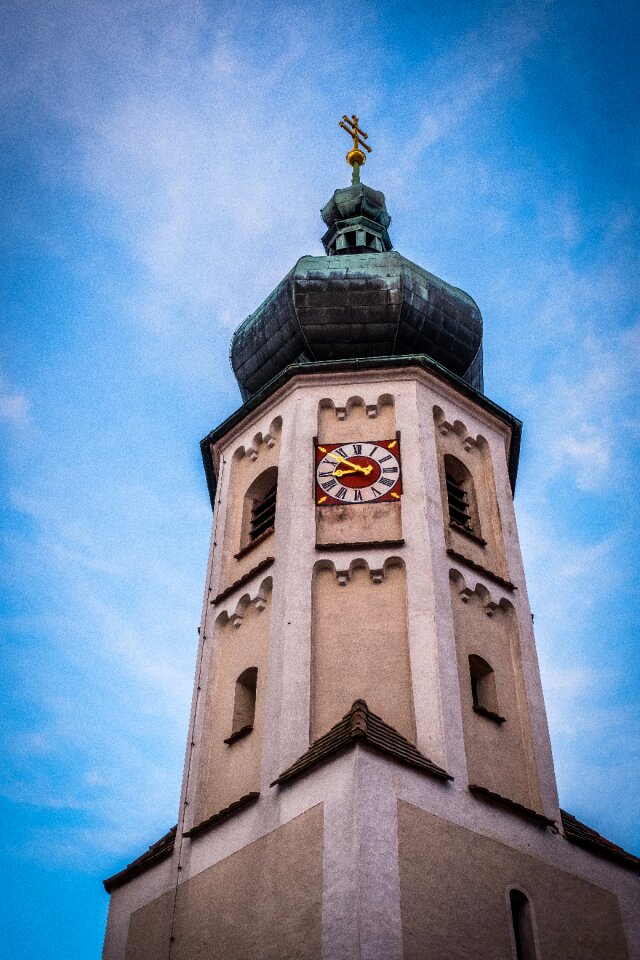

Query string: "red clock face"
[315, 439, 402, 505]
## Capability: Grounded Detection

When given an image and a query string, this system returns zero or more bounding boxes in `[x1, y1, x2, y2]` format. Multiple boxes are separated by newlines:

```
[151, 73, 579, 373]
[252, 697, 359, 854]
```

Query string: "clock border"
[314, 438, 402, 506]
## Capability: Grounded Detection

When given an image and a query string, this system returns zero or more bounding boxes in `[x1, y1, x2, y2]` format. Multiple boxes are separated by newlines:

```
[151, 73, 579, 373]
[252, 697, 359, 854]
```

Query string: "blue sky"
[1, 0, 638, 955]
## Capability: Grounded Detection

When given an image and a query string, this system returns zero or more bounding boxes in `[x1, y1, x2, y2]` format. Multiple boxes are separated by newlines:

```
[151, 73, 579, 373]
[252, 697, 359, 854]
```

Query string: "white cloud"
[0, 373, 30, 427]
[526, 317, 640, 493]
[390, 3, 547, 180]
[561, 432, 610, 488]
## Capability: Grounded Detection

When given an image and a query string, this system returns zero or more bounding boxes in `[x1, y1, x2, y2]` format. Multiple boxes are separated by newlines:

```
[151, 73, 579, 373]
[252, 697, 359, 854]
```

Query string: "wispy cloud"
[2, 464, 201, 870]
[0, 372, 30, 427]
[530, 319, 640, 492]
[406, 4, 546, 158]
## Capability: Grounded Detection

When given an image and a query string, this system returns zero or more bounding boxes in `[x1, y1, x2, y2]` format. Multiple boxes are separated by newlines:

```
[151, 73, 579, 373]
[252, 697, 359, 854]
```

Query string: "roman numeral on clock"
[322, 478, 337, 491]
[335, 447, 348, 458]
[383, 467, 398, 473]
[353, 444, 362, 455]
[379, 454, 393, 463]
[353, 490, 363, 502]
[380, 477, 395, 487]
[335, 486, 348, 500]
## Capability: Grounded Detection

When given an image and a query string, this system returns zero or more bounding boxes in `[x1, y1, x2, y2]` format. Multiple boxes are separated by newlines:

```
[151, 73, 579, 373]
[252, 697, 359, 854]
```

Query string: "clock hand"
[327, 452, 372, 475]
[327, 452, 361, 470]
[333, 468, 360, 477]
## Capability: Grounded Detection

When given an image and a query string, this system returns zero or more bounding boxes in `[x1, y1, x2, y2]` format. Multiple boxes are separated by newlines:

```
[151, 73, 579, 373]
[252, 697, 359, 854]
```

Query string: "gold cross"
[339, 115, 372, 156]
[339, 115, 372, 180]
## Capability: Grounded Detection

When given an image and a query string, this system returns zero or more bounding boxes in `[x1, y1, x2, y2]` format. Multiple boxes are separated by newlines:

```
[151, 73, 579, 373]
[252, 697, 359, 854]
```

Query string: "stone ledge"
[184, 792, 260, 840]
[561, 809, 640, 870]
[449, 521, 487, 547]
[468, 784, 555, 828]
[224, 724, 254, 745]
[212, 557, 274, 605]
[233, 527, 274, 561]
[446, 548, 516, 591]
[316, 538, 405, 551]
[472, 704, 506, 724]
[103, 826, 176, 893]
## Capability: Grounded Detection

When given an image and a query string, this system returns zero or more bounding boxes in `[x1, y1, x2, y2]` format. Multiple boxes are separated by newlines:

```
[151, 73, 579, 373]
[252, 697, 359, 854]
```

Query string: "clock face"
[315, 439, 402, 505]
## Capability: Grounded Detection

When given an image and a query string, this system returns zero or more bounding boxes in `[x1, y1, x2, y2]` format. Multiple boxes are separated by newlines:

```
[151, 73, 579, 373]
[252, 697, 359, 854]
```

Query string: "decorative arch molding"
[319, 392, 395, 422]
[314, 555, 405, 586]
[215, 575, 273, 628]
[311, 552, 414, 743]
[433, 405, 488, 453]
[449, 569, 514, 618]
[435, 404, 510, 584]
[448, 571, 542, 812]
[232, 415, 283, 463]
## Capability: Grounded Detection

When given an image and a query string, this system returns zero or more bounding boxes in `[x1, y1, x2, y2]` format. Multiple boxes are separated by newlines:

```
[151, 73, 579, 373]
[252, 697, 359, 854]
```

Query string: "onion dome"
[320, 183, 392, 255]
[230, 182, 483, 401]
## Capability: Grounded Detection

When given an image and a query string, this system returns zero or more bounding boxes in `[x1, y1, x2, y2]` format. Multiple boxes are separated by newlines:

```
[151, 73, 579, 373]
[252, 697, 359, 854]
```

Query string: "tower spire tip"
[338, 113, 372, 185]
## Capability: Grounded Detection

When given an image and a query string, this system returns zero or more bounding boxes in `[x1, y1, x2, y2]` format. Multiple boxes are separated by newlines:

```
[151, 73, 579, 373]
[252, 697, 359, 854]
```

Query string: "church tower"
[103, 118, 639, 960]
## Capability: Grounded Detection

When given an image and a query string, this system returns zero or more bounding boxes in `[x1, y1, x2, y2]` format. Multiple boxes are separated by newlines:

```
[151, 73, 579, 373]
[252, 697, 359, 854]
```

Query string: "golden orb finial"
[338, 114, 372, 184]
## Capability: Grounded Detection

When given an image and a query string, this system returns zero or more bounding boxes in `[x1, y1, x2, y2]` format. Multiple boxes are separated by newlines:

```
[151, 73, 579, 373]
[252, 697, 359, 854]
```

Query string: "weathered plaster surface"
[311, 558, 413, 742]
[125, 805, 323, 960]
[398, 799, 630, 960]
[194, 580, 272, 824]
[449, 573, 542, 811]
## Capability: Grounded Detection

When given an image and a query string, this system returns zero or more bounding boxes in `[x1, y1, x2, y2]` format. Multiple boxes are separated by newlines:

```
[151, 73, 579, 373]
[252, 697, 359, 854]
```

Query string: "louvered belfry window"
[249, 483, 277, 541]
[446, 471, 473, 531]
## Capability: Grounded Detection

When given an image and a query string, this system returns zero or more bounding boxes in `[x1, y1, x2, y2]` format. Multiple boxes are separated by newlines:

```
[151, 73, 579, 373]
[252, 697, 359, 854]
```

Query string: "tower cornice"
[201, 354, 522, 511]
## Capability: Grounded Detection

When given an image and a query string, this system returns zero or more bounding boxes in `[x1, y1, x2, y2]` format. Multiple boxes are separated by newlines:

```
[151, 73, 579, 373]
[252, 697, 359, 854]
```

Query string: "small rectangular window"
[510, 890, 538, 960]
[468, 655, 505, 722]
[249, 484, 277, 541]
[225, 667, 258, 745]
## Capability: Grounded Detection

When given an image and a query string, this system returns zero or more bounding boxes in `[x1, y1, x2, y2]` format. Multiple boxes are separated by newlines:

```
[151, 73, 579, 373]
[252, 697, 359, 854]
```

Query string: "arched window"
[224, 667, 258, 745]
[240, 467, 278, 550]
[444, 455, 480, 536]
[469, 654, 504, 722]
[509, 889, 538, 960]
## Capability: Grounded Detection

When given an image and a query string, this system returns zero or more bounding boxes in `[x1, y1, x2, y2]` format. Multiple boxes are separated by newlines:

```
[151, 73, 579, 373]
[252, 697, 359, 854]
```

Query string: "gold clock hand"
[332, 464, 373, 477]
[327, 452, 360, 469]
[327, 452, 372, 475]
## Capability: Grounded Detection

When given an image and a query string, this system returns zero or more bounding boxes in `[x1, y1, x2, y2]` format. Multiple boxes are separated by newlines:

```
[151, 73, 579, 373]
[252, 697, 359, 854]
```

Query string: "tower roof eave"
[200, 355, 522, 511]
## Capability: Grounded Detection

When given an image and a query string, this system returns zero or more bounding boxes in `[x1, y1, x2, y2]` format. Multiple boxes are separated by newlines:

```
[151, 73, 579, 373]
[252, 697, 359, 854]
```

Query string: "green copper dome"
[230, 183, 483, 400]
